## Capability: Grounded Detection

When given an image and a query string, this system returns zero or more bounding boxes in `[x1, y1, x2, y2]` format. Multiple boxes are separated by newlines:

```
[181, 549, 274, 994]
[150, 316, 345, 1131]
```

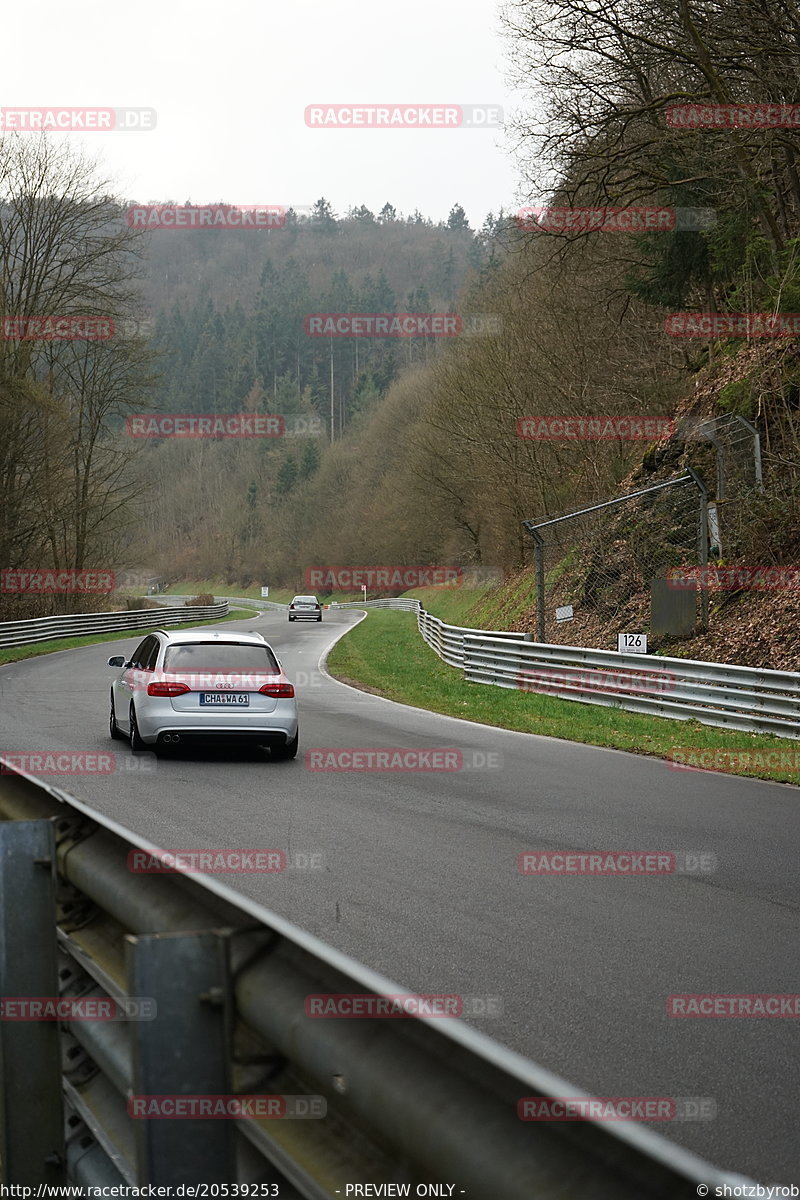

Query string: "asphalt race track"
[1, 609, 798, 1183]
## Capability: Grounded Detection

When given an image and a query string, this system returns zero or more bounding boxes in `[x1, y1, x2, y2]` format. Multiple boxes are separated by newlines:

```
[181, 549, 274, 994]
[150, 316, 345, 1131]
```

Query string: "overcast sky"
[2, 0, 529, 228]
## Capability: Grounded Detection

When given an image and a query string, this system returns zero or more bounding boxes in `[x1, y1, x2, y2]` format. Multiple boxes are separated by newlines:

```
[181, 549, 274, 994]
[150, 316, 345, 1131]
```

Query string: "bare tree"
[0, 134, 151, 609]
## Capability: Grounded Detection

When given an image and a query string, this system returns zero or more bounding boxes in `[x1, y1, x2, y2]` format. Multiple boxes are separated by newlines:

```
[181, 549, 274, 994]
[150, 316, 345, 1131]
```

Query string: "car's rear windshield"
[294, 596, 317, 602]
[164, 643, 280, 672]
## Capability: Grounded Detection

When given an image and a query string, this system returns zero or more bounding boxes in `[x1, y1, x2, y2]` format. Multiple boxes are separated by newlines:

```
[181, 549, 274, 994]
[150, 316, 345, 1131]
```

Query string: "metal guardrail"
[463, 634, 800, 739]
[0, 603, 229, 650]
[0, 760, 748, 1195]
[338, 599, 800, 739]
[332, 599, 526, 668]
[331, 598, 421, 612]
[156, 595, 286, 611]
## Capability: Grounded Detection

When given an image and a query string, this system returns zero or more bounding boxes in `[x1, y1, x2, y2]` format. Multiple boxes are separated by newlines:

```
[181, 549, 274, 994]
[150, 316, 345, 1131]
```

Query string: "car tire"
[271, 731, 299, 761]
[110, 694, 125, 740]
[317, 614, 322, 621]
[289, 615, 294, 622]
[129, 703, 147, 753]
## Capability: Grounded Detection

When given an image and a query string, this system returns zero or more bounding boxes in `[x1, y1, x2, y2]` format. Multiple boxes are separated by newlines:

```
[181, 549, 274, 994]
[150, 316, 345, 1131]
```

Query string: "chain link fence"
[691, 411, 798, 568]
[689, 413, 762, 559]
[523, 473, 708, 645]
[519, 413, 780, 648]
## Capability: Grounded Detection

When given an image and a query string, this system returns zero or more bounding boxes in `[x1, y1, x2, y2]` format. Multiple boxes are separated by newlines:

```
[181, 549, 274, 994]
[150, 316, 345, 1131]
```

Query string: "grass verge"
[0, 609, 251, 667]
[326, 610, 799, 785]
[402, 585, 508, 625]
[161, 580, 297, 603]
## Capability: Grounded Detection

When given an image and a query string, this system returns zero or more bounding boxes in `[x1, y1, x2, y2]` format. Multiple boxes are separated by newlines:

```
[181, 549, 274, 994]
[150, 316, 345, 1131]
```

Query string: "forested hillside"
[2, 0, 798, 654]
[126, 0, 798, 595]
[140, 201, 482, 434]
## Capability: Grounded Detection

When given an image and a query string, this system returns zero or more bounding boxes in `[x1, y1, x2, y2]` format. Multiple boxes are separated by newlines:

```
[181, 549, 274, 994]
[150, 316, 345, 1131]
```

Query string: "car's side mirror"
[107, 656, 126, 667]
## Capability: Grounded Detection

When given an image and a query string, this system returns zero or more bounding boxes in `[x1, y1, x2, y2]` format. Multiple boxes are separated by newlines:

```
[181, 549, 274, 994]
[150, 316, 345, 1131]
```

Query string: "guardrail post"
[687, 467, 710, 631]
[528, 529, 546, 643]
[126, 930, 235, 1183]
[0, 819, 65, 1183]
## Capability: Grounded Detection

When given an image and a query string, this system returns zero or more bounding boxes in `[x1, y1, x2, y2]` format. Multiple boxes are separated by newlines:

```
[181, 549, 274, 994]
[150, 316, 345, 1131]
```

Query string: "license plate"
[199, 693, 250, 706]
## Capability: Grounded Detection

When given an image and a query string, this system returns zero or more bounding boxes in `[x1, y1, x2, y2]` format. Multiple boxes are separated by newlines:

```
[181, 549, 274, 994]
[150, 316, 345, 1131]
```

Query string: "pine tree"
[277, 456, 298, 494]
[447, 203, 471, 231]
[312, 197, 338, 234]
[299, 441, 320, 478]
[351, 204, 375, 223]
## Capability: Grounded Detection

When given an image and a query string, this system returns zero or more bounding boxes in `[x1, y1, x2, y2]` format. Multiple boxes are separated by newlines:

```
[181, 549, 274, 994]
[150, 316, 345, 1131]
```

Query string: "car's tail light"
[259, 682, 295, 698]
[315, 604, 320, 609]
[289, 604, 295, 609]
[147, 681, 190, 697]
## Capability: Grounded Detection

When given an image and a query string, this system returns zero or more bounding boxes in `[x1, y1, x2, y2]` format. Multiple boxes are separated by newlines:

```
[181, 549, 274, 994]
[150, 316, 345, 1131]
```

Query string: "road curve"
[1, 608, 798, 1182]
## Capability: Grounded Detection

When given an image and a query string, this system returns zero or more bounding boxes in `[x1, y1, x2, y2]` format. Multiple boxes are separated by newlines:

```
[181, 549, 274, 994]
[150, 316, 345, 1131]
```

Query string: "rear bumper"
[289, 611, 321, 620]
[154, 727, 296, 747]
[136, 702, 298, 745]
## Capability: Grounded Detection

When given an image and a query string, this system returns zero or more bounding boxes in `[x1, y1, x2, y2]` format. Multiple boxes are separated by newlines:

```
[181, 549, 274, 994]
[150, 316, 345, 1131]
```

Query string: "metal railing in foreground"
[0, 760, 748, 1197]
